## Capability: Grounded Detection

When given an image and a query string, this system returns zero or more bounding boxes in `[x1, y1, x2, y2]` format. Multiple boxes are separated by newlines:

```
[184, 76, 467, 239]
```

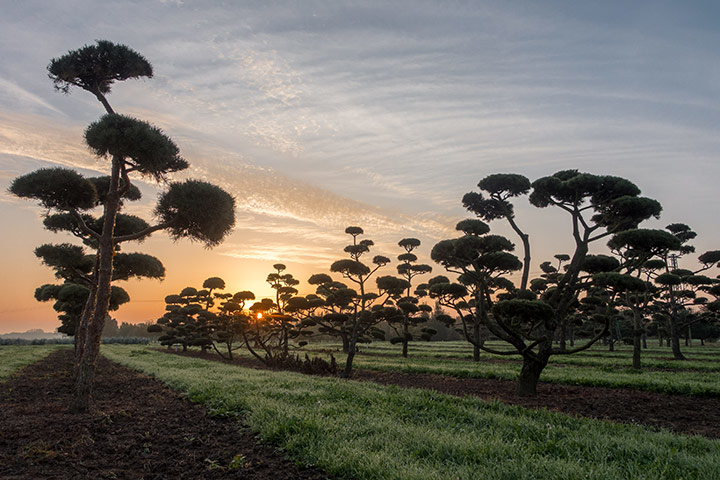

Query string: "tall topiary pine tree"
[10, 41, 235, 412]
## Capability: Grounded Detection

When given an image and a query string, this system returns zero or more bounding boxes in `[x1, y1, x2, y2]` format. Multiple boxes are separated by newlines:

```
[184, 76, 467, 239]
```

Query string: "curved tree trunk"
[517, 354, 548, 396]
[669, 316, 686, 360]
[69, 158, 121, 413]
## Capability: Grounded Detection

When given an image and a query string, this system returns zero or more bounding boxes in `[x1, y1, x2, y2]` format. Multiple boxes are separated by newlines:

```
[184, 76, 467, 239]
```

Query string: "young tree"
[157, 286, 216, 352]
[429, 219, 522, 361]
[266, 263, 300, 356]
[304, 274, 359, 352]
[211, 291, 255, 360]
[606, 228, 683, 366]
[10, 41, 235, 412]
[324, 227, 390, 377]
[383, 238, 433, 357]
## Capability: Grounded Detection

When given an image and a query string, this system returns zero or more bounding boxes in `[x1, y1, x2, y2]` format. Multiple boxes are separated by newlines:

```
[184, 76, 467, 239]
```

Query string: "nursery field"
[3, 342, 720, 479]
[224, 340, 720, 396]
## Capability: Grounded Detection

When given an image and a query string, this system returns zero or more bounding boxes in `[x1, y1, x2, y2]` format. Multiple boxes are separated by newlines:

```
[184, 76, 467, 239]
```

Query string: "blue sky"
[1, 1, 718, 332]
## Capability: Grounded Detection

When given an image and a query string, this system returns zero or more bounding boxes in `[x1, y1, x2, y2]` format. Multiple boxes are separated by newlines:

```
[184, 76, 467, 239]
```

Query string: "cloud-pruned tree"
[433, 170, 663, 395]
[463, 174, 532, 290]
[321, 226, 390, 377]
[9, 41, 235, 412]
[378, 238, 434, 357]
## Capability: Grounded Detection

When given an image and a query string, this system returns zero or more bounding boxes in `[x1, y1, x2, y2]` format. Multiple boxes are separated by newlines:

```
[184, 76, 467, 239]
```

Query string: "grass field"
[187, 339, 720, 397]
[101, 344, 720, 480]
[0, 344, 67, 380]
[286, 340, 720, 397]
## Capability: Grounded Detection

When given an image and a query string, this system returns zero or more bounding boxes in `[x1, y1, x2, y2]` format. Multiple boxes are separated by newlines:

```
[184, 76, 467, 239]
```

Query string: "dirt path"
[352, 369, 720, 438]
[0, 350, 331, 480]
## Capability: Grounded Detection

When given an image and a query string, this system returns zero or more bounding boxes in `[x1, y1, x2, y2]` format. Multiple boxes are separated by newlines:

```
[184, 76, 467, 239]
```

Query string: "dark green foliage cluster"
[48, 40, 153, 95]
[155, 180, 236, 246]
[10, 168, 97, 211]
[85, 114, 189, 179]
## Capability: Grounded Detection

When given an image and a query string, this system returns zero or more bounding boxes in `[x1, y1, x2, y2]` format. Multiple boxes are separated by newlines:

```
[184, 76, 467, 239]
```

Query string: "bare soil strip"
[352, 369, 720, 438]
[0, 350, 331, 480]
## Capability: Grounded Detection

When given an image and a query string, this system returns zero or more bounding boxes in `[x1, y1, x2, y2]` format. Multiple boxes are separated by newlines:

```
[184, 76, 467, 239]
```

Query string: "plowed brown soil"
[0, 349, 331, 480]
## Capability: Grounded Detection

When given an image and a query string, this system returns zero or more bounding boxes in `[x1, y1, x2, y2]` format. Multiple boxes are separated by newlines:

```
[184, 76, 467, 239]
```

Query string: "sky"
[1, 1, 719, 333]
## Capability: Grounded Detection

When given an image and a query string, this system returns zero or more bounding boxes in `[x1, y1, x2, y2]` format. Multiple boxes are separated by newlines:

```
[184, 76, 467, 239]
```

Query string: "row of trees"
[152, 232, 441, 377]
[153, 184, 719, 395]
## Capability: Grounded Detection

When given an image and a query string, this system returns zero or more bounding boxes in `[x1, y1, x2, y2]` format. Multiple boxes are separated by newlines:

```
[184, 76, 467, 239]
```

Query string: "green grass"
[220, 340, 719, 397]
[104, 344, 720, 480]
[357, 343, 720, 371]
[0, 344, 66, 380]
[349, 354, 720, 396]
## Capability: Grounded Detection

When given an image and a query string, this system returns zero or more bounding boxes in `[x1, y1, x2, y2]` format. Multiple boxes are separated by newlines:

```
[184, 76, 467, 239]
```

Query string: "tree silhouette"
[463, 174, 532, 290]
[211, 290, 255, 360]
[644, 228, 720, 358]
[322, 226, 390, 377]
[303, 274, 358, 352]
[386, 238, 433, 357]
[157, 286, 216, 352]
[429, 219, 522, 361]
[266, 263, 300, 356]
[433, 170, 663, 395]
[10, 41, 235, 412]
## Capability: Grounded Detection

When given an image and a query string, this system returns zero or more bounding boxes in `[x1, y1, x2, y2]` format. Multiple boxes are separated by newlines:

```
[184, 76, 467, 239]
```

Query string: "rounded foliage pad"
[155, 180, 236, 247]
[85, 114, 189, 179]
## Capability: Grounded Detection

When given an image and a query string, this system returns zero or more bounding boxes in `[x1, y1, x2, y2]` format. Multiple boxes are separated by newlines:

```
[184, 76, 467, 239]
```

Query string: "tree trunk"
[472, 322, 480, 362]
[569, 326, 575, 347]
[669, 317, 686, 360]
[402, 320, 409, 358]
[632, 309, 642, 370]
[517, 355, 547, 396]
[341, 333, 349, 353]
[73, 285, 97, 378]
[282, 318, 289, 356]
[70, 157, 123, 413]
[342, 333, 359, 378]
[641, 332, 647, 349]
[559, 324, 567, 351]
